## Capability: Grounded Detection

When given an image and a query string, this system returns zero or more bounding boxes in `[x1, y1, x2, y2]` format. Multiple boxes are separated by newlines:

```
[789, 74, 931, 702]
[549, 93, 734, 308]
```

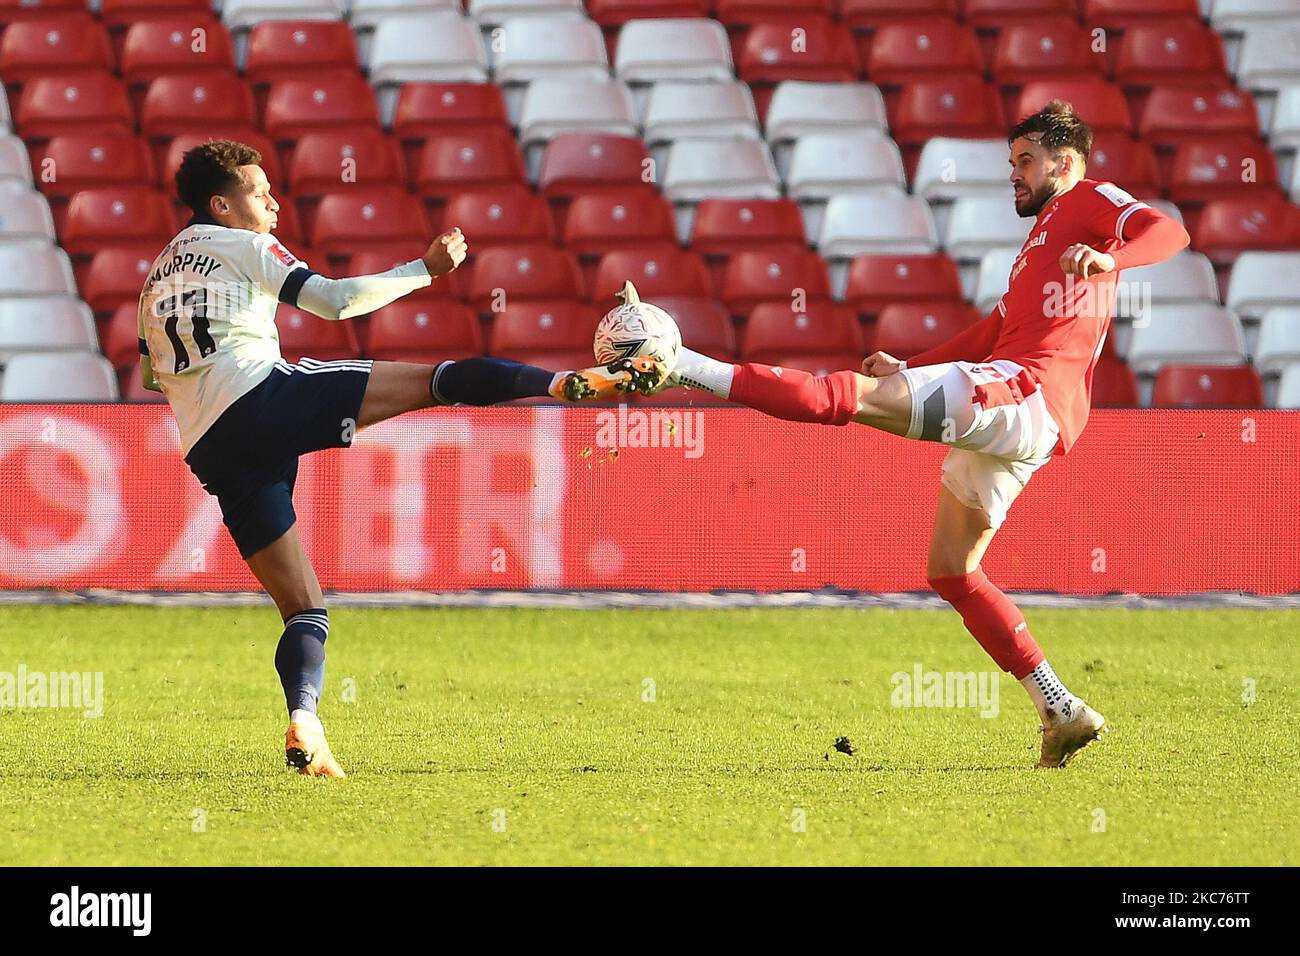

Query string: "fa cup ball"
[592, 280, 681, 378]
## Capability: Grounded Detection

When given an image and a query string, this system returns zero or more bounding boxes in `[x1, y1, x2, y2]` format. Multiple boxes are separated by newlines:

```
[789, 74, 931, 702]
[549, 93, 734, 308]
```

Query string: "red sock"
[928, 569, 1044, 679]
[729, 363, 858, 426]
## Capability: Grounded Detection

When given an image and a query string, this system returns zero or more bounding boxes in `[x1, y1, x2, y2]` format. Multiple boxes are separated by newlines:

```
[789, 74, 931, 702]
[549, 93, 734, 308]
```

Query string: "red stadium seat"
[872, 301, 979, 359]
[489, 300, 600, 355]
[309, 187, 430, 257]
[1015, 78, 1132, 133]
[99, 0, 211, 27]
[1192, 197, 1300, 266]
[1086, 132, 1161, 199]
[963, 0, 1077, 31]
[716, 0, 834, 29]
[1164, 138, 1281, 207]
[1113, 23, 1228, 92]
[103, 301, 144, 370]
[82, 242, 164, 315]
[892, 77, 1004, 155]
[287, 128, 404, 197]
[758, 351, 864, 375]
[587, 0, 710, 28]
[864, 18, 983, 88]
[1082, 0, 1202, 31]
[991, 20, 1102, 90]
[440, 185, 555, 249]
[276, 305, 362, 363]
[562, 191, 678, 259]
[62, 186, 174, 257]
[842, 253, 963, 317]
[0, 0, 88, 24]
[741, 301, 864, 362]
[689, 197, 807, 259]
[35, 134, 155, 200]
[591, 248, 712, 303]
[1152, 364, 1263, 408]
[245, 21, 359, 87]
[119, 17, 232, 88]
[366, 300, 482, 361]
[139, 72, 256, 140]
[467, 245, 585, 311]
[720, 248, 831, 316]
[162, 129, 283, 192]
[392, 83, 509, 172]
[1138, 86, 1260, 150]
[0, 15, 112, 87]
[537, 133, 653, 202]
[16, 72, 133, 141]
[263, 75, 380, 145]
[270, 201, 305, 245]
[652, 296, 738, 358]
[1091, 353, 1139, 407]
[838, 0, 960, 33]
[412, 127, 526, 202]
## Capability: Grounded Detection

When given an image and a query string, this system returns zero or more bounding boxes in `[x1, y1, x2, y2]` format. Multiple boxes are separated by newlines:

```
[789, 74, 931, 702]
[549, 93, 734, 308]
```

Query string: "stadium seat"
[489, 299, 599, 354]
[1275, 363, 1300, 409]
[944, 195, 1032, 261]
[517, 78, 637, 154]
[0, 297, 96, 357]
[61, 186, 173, 257]
[310, 188, 430, 256]
[752, 351, 863, 375]
[366, 299, 482, 362]
[35, 135, 155, 201]
[441, 185, 555, 249]
[1152, 364, 1262, 408]
[1082, 0, 1201, 31]
[591, 247, 711, 302]
[838, 0, 960, 33]
[651, 295, 737, 357]
[738, 17, 859, 86]
[689, 197, 807, 259]
[1225, 251, 1300, 319]
[1137, 86, 1259, 148]
[537, 133, 651, 202]
[244, 20, 359, 87]
[0, 15, 112, 88]
[641, 81, 759, 145]
[663, 138, 780, 201]
[990, 20, 1102, 90]
[0, 182, 56, 243]
[288, 128, 405, 197]
[864, 19, 982, 89]
[1192, 196, 1300, 266]
[467, 244, 584, 309]
[1121, 250, 1220, 307]
[1236, 22, 1300, 94]
[0, 244, 77, 296]
[102, 301, 143, 369]
[0, 134, 33, 188]
[139, 72, 257, 140]
[492, 15, 609, 84]
[413, 127, 526, 200]
[471, 0, 585, 27]
[221, 0, 347, 31]
[963, 0, 1075, 31]
[276, 304, 362, 363]
[588, 0, 710, 28]
[1163, 138, 1281, 206]
[98, 0, 213, 30]
[368, 13, 489, 86]
[912, 138, 1008, 201]
[842, 253, 963, 317]
[818, 192, 939, 258]
[741, 300, 863, 362]
[562, 190, 678, 258]
[1268, 84, 1300, 154]
[719, 247, 831, 315]
[872, 301, 979, 359]
[785, 131, 905, 200]
[0, 351, 119, 401]
[1112, 22, 1228, 92]
[614, 18, 733, 83]
[763, 81, 888, 147]
[392, 83, 507, 146]
[162, 129, 282, 191]
[348, 0, 462, 31]
[714, 0, 835, 29]
[263, 75, 381, 144]
[1091, 353, 1140, 407]
[1210, 0, 1300, 33]
[891, 77, 1005, 155]
[1126, 304, 1246, 374]
[16, 73, 133, 141]
[1086, 132, 1161, 199]
[119, 17, 233, 88]
[971, 246, 1019, 313]
[81, 242, 164, 315]
[1252, 307, 1300, 377]
[1015, 79, 1132, 134]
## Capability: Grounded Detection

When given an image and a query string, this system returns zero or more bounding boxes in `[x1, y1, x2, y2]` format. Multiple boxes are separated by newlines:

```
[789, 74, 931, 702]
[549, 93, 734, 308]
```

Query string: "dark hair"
[175, 140, 262, 215]
[1008, 100, 1093, 161]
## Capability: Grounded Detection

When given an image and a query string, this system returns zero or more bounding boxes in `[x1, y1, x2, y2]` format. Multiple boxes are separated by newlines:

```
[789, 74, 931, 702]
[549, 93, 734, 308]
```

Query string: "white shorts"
[899, 360, 1060, 529]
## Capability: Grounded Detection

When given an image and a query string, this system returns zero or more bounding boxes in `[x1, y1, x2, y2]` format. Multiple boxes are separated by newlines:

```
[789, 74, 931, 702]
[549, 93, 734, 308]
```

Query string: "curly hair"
[174, 139, 262, 215]
[1008, 100, 1093, 161]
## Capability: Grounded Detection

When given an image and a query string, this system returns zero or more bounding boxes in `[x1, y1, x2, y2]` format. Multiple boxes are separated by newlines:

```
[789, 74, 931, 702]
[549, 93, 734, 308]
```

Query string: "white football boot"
[1037, 698, 1107, 768]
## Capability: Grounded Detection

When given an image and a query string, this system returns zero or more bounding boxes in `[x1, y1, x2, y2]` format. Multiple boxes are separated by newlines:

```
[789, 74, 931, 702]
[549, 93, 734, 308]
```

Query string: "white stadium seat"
[0, 351, 119, 401]
[944, 196, 1032, 262]
[1212, 0, 1300, 33]
[663, 138, 780, 202]
[1253, 307, 1300, 375]
[518, 78, 636, 151]
[1270, 85, 1300, 152]
[0, 182, 56, 244]
[368, 13, 489, 85]
[0, 245, 76, 297]
[0, 134, 32, 186]
[614, 19, 733, 84]
[493, 15, 610, 84]
[469, 0, 583, 28]
[0, 86, 10, 131]
[1236, 23, 1300, 93]
[1118, 250, 1220, 305]
[1226, 251, 1300, 318]
[973, 247, 1020, 314]
[642, 81, 759, 144]
[0, 298, 97, 359]
[913, 138, 1009, 202]
[1274, 362, 1300, 407]
[765, 82, 887, 145]
[1126, 304, 1247, 374]
[818, 191, 939, 259]
[785, 131, 905, 201]
[222, 0, 346, 31]
[350, 0, 460, 32]
[1143, 199, 1185, 225]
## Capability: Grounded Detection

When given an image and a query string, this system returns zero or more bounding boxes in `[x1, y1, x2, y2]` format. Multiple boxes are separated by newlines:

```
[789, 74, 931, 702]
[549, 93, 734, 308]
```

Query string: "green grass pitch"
[0, 605, 1295, 866]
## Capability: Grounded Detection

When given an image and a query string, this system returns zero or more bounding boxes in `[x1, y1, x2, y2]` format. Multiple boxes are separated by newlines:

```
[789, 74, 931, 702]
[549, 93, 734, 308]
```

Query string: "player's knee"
[927, 569, 977, 602]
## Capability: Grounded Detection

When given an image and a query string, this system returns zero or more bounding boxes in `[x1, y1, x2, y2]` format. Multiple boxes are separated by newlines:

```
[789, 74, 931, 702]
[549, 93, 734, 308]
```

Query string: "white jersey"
[138, 220, 314, 454]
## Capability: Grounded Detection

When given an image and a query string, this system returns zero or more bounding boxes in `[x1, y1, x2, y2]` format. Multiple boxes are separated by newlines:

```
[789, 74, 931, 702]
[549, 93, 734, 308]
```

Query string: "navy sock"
[431, 358, 556, 406]
[274, 608, 329, 716]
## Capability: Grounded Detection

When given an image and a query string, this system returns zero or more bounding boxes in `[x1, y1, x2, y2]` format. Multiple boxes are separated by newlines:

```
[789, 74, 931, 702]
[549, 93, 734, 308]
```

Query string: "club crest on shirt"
[270, 243, 296, 266]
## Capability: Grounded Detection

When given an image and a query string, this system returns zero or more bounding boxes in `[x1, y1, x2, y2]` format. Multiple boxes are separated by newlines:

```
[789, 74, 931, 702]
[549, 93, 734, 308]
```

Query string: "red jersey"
[910, 179, 1159, 454]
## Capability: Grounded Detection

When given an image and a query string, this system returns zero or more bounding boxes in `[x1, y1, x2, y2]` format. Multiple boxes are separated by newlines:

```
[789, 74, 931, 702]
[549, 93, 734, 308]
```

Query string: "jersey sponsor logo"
[270, 243, 296, 266]
[1020, 231, 1048, 253]
[1095, 182, 1136, 208]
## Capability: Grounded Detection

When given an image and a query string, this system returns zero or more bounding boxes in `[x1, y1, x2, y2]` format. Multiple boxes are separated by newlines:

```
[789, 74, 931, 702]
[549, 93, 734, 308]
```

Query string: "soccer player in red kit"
[658, 101, 1191, 766]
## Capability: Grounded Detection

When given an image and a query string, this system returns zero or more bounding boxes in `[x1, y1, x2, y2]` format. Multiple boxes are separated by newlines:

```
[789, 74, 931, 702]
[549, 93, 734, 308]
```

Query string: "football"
[593, 280, 681, 378]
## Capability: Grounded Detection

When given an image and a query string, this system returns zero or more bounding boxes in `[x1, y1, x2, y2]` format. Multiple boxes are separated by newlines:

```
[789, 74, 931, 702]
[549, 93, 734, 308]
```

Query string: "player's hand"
[861, 351, 904, 377]
[423, 227, 467, 278]
[1059, 243, 1115, 279]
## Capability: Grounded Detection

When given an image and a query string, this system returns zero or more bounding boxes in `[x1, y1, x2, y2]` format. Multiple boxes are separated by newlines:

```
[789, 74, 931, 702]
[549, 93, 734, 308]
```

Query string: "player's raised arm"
[1060, 186, 1191, 278]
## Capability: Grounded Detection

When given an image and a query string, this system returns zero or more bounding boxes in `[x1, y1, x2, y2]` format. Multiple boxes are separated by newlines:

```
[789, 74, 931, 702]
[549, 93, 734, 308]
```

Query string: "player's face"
[215, 165, 280, 234]
[1008, 137, 1070, 219]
